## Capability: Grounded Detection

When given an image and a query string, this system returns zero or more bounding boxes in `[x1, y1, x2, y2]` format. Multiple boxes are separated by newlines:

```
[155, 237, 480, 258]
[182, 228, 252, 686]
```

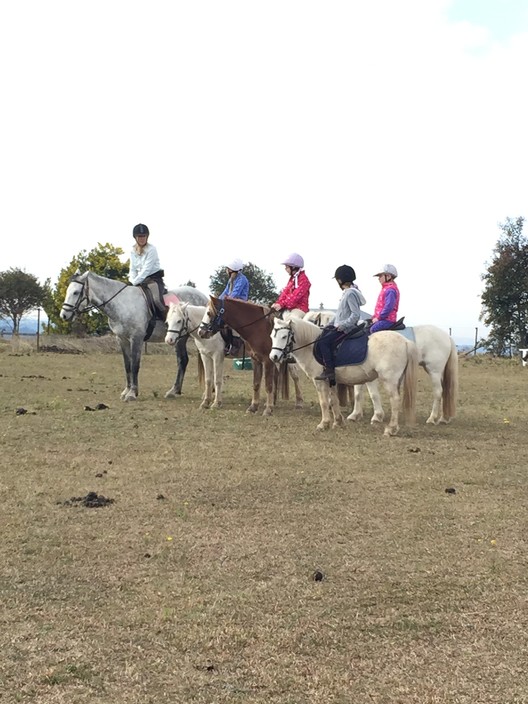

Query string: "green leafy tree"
[209, 262, 278, 305]
[45, 243, 129, 335]
[481, 216, 528, 355]
[0, 268, 47, 333]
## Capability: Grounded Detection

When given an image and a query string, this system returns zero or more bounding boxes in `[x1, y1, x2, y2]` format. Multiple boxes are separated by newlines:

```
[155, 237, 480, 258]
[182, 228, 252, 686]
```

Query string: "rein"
[200, 299, 275, 336]
[63, 275, 130, 316]
[271, 322, 321, 360]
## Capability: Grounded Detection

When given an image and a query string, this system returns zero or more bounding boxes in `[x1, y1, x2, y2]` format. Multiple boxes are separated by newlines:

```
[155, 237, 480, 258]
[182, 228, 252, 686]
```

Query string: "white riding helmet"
[374, 264, 398, 278]
[281, 253, 304, 269]
[226, 258, 244, 272]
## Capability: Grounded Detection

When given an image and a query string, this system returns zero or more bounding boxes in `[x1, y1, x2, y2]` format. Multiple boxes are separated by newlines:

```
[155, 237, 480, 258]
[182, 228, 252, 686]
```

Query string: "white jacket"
[129, 244, 161, 285]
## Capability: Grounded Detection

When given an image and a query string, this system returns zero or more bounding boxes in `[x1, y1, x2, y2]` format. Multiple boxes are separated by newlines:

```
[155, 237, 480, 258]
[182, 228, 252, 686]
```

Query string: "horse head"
[165, 302, 190, 346]
[198, 298, 224, 339]
[60, 271, 90, 321]
[269, 317, 294, 363]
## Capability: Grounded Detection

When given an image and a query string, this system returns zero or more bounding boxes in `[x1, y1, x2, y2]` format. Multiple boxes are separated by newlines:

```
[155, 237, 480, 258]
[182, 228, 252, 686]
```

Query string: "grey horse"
[60, 271, 208, 400]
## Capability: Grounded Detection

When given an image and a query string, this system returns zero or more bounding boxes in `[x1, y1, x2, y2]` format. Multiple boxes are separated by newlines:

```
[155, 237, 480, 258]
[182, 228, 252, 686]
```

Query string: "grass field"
[1, 338, 527, 703]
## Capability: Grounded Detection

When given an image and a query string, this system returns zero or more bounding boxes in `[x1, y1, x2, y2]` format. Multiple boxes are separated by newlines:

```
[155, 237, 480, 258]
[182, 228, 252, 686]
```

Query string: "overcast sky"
[2, 0, 527, 339]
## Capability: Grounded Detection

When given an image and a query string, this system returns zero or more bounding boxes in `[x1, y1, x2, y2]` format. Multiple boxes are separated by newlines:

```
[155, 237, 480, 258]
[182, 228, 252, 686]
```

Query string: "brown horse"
[199, 296, 303, 416]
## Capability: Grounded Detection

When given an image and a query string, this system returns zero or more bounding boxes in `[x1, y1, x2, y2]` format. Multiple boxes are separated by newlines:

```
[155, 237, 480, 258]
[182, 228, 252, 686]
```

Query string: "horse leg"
[247, 360, 262, 414]
[262, 360, 275, 416]
[210, 350, 224, 409]
[313, 380, 343, 429]
[288, 363, 304, 409]
[199, 355, 214, 409]
[366, 380, 384, 423]
[425, 370, 443, 424]
[123, 337, 142, 401]
[119, 338, 132, 400]
[347, 384, 365, 422]
[381, 380, 401, 436]
[165, 336, 189, 397]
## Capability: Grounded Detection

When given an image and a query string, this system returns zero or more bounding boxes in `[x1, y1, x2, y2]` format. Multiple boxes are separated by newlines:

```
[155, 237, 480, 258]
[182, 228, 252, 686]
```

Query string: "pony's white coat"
[60, 271, 208, 400]
[350, 325, 458, 425]
[270, 317, 418, 436]
[165, 302, 225, 409]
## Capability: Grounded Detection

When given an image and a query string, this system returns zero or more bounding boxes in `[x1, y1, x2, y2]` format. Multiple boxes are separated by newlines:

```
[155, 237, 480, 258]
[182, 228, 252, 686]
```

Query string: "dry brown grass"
[1, 345, 527, 703]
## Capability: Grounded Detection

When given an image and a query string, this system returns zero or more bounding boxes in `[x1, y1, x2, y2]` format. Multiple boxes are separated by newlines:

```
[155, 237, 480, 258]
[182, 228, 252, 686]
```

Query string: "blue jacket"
[219, 272, 249, 301]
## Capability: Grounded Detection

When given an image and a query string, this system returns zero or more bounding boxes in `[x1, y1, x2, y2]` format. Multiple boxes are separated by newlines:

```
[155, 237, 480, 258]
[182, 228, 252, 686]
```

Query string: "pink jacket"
[374, 281, 400, 322]
[275, 270, 311, 313]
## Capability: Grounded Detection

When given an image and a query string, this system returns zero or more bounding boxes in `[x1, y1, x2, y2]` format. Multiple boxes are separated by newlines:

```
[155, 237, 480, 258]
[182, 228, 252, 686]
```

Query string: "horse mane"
[213, 296, 270, 314]
[289, 317, 320, 346]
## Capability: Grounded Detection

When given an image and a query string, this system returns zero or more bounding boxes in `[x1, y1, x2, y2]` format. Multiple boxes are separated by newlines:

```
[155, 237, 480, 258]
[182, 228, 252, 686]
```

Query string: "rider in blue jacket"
[219, 258, 250, 301]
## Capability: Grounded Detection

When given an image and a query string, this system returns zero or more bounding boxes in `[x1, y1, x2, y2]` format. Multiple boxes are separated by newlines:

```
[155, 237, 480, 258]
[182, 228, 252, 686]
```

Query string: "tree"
[480, 217, 528, 355]
[0, 268, 47, 334]
[209, 262, 278, 305]
[44, 243, 129, 335]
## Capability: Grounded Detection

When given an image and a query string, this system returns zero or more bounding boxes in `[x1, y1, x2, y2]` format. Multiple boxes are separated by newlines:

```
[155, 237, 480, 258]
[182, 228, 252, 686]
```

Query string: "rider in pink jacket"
[271, 253, 311, 317]
[371, 264, 400, 333]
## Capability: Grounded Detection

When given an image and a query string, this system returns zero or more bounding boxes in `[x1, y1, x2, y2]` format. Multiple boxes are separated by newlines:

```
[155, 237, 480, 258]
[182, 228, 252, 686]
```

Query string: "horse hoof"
[316, 423, 329, 431]
[125, 395, 137, 402]
[262, 408, 273, 417]
[383, 426, 399, 437]
[370, 414, 384, 424]
[246, 405, 259, 414]
[346, 412, 361, 422]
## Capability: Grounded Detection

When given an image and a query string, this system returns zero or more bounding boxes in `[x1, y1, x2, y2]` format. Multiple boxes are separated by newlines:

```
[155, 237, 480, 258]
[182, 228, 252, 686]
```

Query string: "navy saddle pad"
[314, 330, 369, 367]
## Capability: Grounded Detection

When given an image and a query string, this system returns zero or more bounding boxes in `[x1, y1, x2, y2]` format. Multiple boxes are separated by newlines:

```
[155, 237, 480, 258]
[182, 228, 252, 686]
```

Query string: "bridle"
[270, 322, 295, 362]
[61, 276, 91, 317]
[199, 298, 275, 337]
[166, 307, 201, 340]
[61, 274, 129, 318]
[199, 300, 225, 337]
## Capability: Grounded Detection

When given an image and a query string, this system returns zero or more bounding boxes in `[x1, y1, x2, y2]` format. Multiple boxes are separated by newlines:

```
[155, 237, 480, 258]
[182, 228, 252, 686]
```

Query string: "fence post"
[36, 308, 41, 352]
[474, 327, 478, 355]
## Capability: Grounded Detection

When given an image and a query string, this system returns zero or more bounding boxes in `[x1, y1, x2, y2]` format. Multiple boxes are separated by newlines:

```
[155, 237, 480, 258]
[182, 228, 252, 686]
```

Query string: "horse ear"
[181, 301, 189, 310]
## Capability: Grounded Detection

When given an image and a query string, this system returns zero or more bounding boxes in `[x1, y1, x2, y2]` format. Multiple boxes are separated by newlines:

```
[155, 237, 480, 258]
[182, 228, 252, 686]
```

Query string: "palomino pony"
[348, 325, 459, 425]
[270, 317, 418, 436]
[198, 296, 304, 416]
[60, 271, 208, 400]
[165, 302, 225, 409]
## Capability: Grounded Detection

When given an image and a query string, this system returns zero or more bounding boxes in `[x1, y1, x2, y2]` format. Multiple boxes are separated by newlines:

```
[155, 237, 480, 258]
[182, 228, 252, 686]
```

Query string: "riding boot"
[314, 366, 336, 383]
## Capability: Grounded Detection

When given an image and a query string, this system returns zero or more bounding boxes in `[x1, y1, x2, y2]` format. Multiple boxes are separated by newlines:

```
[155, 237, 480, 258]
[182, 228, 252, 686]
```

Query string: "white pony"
[270, 317, 418, 436]
[349, 325, 458, 425]
[305, 312, 458, 425]
[165, 302, 225, 409]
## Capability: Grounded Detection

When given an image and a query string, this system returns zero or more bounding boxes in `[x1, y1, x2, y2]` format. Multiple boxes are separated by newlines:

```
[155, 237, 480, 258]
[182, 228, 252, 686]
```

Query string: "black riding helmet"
[334, 265, 356, 283]
[133, 223, 149, 238]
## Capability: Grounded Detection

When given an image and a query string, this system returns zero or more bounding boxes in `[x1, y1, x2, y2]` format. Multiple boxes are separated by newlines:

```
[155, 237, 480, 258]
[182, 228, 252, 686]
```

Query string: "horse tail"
[401, 340, 418, 425]
[277, 361, 290, 400]
[441, 339, 459, 421]
[197, 353, 205, 388]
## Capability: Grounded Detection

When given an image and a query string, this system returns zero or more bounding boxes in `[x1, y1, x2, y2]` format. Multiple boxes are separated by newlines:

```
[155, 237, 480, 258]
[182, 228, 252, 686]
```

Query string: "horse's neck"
[223, 303, 269, 348]
[86, 273, 123, 304]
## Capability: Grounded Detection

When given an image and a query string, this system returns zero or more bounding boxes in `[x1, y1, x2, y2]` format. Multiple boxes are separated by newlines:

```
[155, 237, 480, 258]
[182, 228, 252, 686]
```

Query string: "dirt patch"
[61, 492, 115, 508]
